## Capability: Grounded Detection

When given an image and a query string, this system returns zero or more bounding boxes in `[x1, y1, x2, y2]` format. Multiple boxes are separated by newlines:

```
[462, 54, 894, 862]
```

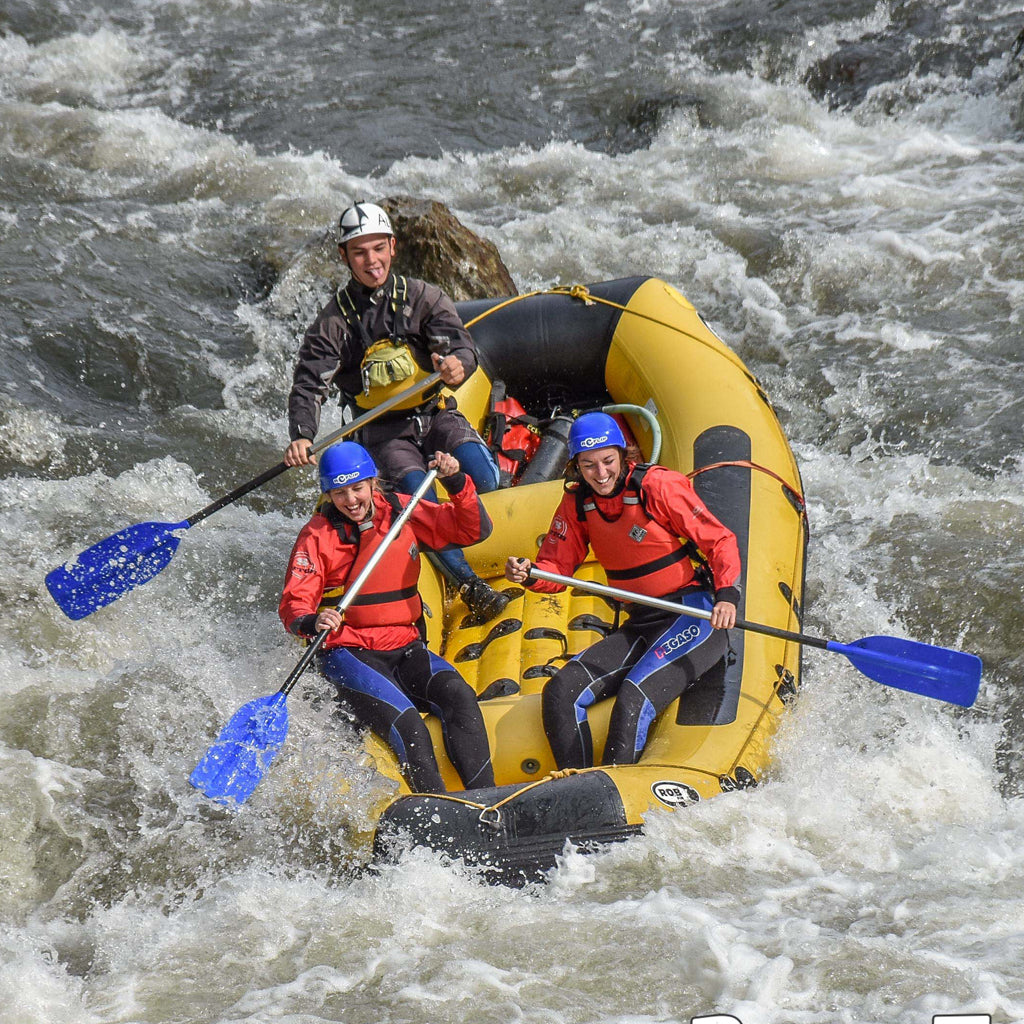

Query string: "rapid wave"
[2, 1, 1023, 1021]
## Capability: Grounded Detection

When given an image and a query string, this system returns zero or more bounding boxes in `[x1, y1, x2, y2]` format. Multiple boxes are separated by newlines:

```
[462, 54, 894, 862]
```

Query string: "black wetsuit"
[542, 591, 731, 769]
[319, 642, 495, 794]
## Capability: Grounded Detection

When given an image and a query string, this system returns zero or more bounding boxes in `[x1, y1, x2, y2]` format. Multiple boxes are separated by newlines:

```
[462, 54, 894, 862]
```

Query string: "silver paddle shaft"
[282, 468, 440, 694]
[527, 566, 831, 649]
[527, 567, 712, 621]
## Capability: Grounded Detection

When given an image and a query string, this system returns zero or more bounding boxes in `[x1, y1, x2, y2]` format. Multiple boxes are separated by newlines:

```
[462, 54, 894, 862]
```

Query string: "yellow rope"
[463, 289, 548, 328]
[405, 760, 744, 828]
[465, 283, 756, 379]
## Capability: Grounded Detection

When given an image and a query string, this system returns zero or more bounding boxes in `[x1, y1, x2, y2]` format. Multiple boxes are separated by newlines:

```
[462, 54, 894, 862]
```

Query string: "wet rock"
[1005, 26, 1024, 85]
[378, 195, 517, 301]
[261, 197, 517, 315]
[801, 3, 980, 111]
[597, 93, 708, 154]
[1009, 28, 1024, 134]
[804, 42, 884, 109]
[1013, 26, 1024, 67]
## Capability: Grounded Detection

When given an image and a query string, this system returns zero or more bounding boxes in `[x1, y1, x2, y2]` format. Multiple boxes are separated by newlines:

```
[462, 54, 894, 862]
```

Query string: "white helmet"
[338, 202, 394, 245]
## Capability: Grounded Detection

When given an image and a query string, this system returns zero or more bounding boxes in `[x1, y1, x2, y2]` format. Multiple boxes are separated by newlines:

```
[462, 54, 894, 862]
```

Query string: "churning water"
[3, 1, 1024, 1021]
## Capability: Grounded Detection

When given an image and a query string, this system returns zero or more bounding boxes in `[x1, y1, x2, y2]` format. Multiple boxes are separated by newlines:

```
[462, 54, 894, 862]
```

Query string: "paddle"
[526, 567, 982, 708]
[189, 468, 440, 805]
[46, 372, 443, 620]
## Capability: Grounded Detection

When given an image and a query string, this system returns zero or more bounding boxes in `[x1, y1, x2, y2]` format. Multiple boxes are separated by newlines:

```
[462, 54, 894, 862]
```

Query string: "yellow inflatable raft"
[366, 276, 808, 882]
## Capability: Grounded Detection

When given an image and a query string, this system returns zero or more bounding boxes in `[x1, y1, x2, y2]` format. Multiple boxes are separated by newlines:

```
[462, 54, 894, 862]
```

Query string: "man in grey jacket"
[284, 201, 509, 622]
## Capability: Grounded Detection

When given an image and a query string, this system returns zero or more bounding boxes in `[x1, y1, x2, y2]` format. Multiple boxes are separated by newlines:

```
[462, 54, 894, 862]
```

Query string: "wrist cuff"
[289, 614, 319, 638]
[440, 471, 467, 494]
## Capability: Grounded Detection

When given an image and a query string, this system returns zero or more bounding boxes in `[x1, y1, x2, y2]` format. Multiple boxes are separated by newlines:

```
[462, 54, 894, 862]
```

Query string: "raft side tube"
[460, 277, 649, 403]
[372, 772, 640, 885]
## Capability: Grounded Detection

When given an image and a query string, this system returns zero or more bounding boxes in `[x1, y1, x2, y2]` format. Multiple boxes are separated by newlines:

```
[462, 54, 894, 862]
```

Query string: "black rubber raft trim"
[372, 773, 641, 886]
[458, 277, 649, 401]
[678, 425, 753, 727]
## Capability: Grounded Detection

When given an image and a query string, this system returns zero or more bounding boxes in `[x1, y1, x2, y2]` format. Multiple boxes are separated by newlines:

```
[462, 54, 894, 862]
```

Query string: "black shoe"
[459, 578, 511, 622]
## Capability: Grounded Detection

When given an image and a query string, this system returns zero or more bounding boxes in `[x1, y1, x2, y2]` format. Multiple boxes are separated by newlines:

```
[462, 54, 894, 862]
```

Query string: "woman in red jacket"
[505, 412, 741, 769]
[280, 441, 495, 793]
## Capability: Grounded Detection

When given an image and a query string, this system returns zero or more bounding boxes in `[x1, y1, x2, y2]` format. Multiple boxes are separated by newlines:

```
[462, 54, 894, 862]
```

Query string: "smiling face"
[575, 447, 624, 496]
[328, 479, 375, 523]
[340, 233, 396, 289]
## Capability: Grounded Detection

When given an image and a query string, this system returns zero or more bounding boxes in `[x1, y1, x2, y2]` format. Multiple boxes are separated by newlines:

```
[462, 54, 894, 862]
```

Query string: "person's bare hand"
[429, 450, 460, 477]
[315, 609, 343, 633]
[431, 351, 465, 387]
[505, 556, 532, 583]
[710, 601, 736, 630]
[284, 439, 315, 467]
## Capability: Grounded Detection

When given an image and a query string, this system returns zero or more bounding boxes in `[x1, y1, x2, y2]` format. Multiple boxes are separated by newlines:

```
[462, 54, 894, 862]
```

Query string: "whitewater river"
[2, 0, 1024, 1021]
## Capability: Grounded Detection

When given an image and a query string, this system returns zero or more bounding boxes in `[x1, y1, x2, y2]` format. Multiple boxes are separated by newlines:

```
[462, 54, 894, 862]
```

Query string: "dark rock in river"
[262, 197, 517, 309]
[1006, 27, 1024, 133]
[378, 196, 517, 301]
[804, 10, 1024, 114]
[804, 42, 885, 109]
[594, 93, 709, 155]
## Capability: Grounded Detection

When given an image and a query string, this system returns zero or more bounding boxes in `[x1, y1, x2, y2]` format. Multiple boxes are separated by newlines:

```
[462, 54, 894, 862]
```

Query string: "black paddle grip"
[735, 617, 828, 650]
[186, 461, 290, 527]
[280, 630, 330, 696]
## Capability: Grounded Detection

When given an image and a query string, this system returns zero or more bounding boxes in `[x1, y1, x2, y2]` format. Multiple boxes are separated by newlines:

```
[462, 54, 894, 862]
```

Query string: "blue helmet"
[318, 441, 377, 493]
[567, 412, 627, 458]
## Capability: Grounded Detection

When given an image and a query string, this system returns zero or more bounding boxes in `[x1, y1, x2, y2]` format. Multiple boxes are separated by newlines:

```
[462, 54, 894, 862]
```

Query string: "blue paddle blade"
[46, 520, 190, 620]
[189, 691, 290, 805]
[827, 635, 982, 708]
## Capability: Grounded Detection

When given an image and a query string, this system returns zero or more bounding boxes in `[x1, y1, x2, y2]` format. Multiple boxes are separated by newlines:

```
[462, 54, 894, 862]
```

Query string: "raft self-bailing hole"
[568, 614, 614, 637]
[453, 618, 523, 661]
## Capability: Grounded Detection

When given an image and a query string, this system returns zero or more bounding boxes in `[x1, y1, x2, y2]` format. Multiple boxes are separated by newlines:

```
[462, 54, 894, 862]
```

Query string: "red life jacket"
[574, 464, 710, 598]
[485, 381, 541, 485]
[317, 494, 422, 628]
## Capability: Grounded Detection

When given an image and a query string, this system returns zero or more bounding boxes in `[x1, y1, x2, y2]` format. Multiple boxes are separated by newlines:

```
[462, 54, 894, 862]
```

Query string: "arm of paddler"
[287, 308, 347, 446]
[417, 283, 477, 386]
[279, 519, 351, 638]
[505, 492, 589, 592]
[407, 451, 492, 549]
[641, 466, 741, 629]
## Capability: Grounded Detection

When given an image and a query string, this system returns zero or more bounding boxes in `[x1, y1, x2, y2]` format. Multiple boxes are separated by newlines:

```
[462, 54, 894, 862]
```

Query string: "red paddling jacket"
[279, 472, 491, 651]
[529, 463, 741, 606]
